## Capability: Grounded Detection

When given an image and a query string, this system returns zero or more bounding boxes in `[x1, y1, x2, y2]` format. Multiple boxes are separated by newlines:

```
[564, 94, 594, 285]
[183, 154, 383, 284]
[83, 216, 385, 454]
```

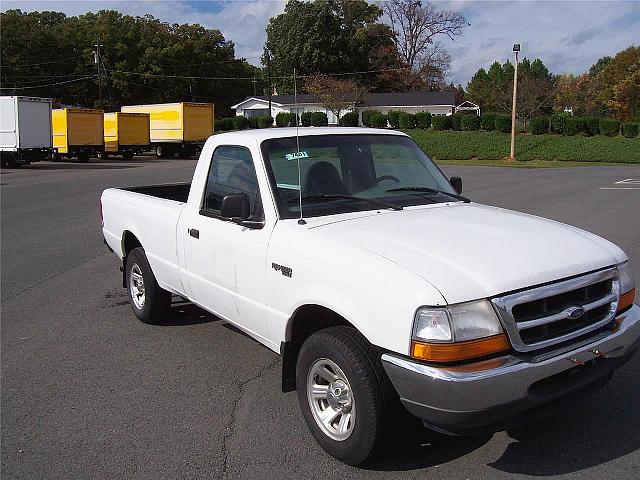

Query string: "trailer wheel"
[77, 152, 90, 163]
[97, 152, 108, 160]
[122, 151, 135, 161]
[4, 153, 20, 168]
[156, 146, 166, 158]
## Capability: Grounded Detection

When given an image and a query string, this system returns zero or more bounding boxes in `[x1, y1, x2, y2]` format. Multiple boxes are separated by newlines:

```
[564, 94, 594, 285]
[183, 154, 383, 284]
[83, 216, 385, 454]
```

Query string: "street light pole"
[510, 43, 520, 161]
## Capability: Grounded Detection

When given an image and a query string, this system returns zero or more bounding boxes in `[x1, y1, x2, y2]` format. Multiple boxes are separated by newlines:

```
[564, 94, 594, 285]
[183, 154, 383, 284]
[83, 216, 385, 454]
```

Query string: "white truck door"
[182, 144, 272, 343]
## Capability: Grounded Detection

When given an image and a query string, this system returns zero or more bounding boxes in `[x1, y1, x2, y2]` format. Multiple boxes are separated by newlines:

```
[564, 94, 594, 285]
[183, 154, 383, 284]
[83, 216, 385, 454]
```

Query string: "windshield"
[261, 134, 458, 219]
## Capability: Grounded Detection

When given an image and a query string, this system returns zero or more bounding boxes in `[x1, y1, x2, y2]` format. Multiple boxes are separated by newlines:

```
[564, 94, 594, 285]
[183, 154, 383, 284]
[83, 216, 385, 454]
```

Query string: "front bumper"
[382, 304, 640, 435]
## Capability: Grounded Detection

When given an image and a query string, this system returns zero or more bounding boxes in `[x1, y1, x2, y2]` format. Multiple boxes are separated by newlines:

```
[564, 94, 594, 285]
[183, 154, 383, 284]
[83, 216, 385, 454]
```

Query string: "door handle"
[189, 228, 199, 239]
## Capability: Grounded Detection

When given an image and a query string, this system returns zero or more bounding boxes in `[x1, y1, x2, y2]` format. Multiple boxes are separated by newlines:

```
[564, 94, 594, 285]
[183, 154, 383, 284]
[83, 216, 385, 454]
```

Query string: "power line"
[0, 75, 96, 91]
[0, 53, 92, 68]
[105, 66, 410, 81]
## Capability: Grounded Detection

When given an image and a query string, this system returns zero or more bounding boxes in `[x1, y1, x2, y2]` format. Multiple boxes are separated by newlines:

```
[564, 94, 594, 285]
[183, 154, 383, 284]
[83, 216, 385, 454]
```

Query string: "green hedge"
[370, 113, 387, 128]
[387, 110, 401, 128]
[622, 122, 638, 138]
[600, 119, 620, 137]
[339, 111, 359, 127]
[495, 114, 511, 133]
[361, 110, 380, 127]
[582, 117, 600, 137]
[399, 112, 416, 129]
[481, 113, 497, 131]
[414, 112, 432, 129]
[256, 116, 273, 128]
[311, 111, 328, 127]
[451, 112, 464, 131]
[432, 115, 452, 130]
[232, 116, 250, 130]
[529, 116, 549, 135]
[407, 129, 640, 163]
[550, 112, 570, 134]
[276, 112, 297, 127]
[216, 117, 234, 132]
[461, 115, 481, 131]
[564, 117, 583, 136]
[300, 112, 313, 127]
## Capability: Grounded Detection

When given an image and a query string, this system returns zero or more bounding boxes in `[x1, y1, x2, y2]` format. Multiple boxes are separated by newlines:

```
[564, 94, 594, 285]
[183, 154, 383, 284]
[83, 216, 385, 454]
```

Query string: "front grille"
[492, 268, 619, 352]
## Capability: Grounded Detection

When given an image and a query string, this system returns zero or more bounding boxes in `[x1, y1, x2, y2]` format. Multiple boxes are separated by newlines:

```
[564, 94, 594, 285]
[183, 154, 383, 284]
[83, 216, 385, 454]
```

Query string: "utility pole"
[252, 77, 257, 96]
[266, 51, 272, 122]
[509, 43, 520, 161]
[94, 38, 104, 105]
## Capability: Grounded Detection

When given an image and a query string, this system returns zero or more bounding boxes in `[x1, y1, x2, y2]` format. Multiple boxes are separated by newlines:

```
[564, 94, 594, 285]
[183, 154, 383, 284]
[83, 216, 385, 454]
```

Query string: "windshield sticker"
[285, 151, 309, 161]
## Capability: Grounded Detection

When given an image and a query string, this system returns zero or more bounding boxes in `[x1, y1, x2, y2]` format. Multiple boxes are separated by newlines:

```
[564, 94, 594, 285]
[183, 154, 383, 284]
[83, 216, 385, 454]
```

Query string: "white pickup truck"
[101, 127, 639, 465]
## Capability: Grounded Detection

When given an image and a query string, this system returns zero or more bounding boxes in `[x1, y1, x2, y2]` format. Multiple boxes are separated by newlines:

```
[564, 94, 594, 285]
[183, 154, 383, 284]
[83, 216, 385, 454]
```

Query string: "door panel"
[182, 145, 271, 340]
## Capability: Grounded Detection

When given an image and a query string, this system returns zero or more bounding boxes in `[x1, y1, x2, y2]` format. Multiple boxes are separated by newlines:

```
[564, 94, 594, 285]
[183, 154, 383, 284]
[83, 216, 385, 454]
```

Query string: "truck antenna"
[294, 67, 306, 225]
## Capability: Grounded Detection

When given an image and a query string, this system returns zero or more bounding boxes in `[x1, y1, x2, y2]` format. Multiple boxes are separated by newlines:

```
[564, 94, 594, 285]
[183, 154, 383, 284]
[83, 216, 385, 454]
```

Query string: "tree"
[593, 46, 640, 121]
[381, 0, 466, 90]
[263, 0, 393, 92]
[554, 73, 601, 116]
[466, 58, 555, 130]
[0, 9, 258, 114]
[305, 74, 368, 119]
[589, 56, 613, 77]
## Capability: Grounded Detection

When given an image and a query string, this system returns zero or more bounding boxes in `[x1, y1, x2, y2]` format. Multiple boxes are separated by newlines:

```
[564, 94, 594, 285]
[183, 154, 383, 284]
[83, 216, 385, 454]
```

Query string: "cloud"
[444, 0, 639, 85]
[2, 0, 638, 84]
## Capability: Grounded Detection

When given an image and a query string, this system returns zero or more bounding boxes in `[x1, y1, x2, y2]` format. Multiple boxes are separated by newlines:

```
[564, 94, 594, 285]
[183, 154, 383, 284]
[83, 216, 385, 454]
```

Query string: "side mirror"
[220, 193, 250, 220]
[450, 176, 463, 195]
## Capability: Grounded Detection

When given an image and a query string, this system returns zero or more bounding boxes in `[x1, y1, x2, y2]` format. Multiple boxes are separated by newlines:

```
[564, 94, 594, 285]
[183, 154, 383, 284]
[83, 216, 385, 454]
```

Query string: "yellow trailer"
[52, 108, 104, 163]
[101, 112, 150, 160]
[120, 102, 214, 158]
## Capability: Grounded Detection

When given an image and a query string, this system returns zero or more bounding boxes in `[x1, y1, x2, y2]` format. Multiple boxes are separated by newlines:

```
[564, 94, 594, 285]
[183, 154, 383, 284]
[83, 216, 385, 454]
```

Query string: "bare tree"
[305, 75, 369, 120]
[383, 0, 467, 72]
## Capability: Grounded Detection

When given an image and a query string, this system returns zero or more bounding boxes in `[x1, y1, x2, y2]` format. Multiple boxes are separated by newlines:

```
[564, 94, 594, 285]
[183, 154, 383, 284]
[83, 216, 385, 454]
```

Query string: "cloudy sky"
[2, 0, 638, 85]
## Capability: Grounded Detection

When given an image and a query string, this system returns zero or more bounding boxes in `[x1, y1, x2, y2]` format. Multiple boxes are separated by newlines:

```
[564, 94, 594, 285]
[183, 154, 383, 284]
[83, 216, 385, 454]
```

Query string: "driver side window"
[201, 145, 260, 217]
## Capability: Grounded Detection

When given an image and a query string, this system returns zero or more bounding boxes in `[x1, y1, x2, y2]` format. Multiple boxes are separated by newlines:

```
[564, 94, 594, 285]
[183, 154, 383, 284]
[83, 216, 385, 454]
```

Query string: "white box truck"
[0, 96, 53, 167]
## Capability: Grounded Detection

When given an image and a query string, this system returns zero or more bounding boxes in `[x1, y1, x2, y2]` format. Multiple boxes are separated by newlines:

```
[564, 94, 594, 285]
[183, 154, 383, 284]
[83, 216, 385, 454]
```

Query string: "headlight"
[411, 300, 510, 362]
[617, 262, 636, 313]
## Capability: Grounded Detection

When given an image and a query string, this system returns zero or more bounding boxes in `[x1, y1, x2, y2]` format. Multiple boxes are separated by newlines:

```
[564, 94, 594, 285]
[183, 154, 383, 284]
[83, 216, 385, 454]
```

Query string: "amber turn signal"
[411, 334, 510, 363]
[618, 289, 636, 313]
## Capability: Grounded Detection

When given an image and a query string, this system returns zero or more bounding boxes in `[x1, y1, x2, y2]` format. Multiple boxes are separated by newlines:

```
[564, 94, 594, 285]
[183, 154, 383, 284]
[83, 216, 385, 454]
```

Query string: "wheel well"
[280, 305, 355, 392]
[121, 231, 142, 287]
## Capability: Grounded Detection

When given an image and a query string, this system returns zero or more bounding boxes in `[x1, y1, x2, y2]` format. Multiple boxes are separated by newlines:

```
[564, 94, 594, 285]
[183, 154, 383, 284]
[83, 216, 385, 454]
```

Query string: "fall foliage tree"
[305, 75, 368, 119]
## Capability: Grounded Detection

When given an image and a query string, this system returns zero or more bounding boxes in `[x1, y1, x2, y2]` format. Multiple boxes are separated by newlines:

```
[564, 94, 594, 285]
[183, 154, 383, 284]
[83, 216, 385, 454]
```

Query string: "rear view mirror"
[450, 176, 463, 195]
[220, 193, 250, 220]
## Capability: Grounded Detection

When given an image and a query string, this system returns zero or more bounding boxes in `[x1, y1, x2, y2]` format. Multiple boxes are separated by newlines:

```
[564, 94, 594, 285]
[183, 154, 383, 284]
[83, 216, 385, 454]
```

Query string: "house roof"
[232, 91, 455, 109]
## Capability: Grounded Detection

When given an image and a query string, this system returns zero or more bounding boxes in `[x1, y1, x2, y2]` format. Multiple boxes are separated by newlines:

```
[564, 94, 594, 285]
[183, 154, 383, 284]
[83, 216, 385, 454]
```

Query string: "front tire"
[296, 326, 393, 465]
[125, 247, 171, 324]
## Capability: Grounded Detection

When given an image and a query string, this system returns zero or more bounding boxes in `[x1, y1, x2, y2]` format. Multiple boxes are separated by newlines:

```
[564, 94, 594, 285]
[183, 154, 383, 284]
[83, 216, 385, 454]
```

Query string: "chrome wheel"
[129, 264, 145, 309]
[306, 358, 355, 441]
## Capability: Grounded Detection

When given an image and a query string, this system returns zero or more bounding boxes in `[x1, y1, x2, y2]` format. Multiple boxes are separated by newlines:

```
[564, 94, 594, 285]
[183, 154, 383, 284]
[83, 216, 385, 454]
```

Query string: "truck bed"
[122, 183, 191, 203]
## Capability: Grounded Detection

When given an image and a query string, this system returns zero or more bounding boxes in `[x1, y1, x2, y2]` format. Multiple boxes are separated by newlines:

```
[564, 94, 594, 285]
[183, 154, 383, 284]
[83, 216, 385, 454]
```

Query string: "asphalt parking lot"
[2, 157, 639, 479]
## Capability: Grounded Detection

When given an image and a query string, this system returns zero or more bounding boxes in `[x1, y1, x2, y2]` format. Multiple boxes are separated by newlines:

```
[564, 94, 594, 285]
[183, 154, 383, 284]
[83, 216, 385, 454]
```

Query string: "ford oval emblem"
[567, 306, 586, 320]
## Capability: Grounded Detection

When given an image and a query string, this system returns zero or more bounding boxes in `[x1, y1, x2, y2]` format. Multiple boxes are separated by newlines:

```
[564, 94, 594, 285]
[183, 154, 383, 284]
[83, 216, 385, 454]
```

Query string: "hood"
[309, 203, 626, 304]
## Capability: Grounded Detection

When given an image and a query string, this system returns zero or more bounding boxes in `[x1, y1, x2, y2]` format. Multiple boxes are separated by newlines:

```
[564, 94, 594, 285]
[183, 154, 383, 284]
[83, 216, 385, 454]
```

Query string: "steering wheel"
[375, 175, 400, 185]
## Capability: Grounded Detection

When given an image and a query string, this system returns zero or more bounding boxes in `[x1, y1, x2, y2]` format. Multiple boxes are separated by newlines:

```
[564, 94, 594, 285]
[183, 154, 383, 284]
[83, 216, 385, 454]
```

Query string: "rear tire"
[77, 152, 90, 163]
[125, 247, 171, 324]
[122, 151, 135, 161]
[97, 151, 108, 160]
[296, 326, 394, 465]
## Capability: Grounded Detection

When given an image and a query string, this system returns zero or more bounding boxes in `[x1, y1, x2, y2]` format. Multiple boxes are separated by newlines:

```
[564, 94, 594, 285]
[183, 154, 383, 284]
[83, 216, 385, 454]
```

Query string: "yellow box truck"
[101, 112, 150, 160]
[52, 108, 104, 163]
[120, 102, 214, 158]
